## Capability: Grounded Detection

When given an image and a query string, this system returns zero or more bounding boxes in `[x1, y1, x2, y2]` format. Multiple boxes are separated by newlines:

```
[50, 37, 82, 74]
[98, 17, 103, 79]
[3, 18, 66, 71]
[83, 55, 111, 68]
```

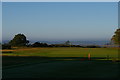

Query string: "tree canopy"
[111, 29, 120, 45]
[9, 34, 29, 46]
[32, 42, 48, 47]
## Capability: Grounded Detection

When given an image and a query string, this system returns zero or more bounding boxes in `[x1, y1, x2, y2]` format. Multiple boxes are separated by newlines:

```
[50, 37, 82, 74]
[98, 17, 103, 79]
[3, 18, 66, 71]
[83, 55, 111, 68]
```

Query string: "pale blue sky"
[0, 2, 2, 43]
[2, 2, 118, 42]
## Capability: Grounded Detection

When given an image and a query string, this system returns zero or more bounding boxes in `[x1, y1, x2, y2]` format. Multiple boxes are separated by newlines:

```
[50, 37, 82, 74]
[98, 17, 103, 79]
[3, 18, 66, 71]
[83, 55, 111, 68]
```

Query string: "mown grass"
[2, 47, 120, 79]
[2, 47, 119, 58]
[2, 47, 119, 67]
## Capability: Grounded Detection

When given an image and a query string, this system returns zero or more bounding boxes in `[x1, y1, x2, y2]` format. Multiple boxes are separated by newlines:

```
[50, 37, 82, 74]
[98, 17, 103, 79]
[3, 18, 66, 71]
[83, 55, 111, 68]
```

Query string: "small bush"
[85, 45, 101, 48]
[2, 44, 12, 49]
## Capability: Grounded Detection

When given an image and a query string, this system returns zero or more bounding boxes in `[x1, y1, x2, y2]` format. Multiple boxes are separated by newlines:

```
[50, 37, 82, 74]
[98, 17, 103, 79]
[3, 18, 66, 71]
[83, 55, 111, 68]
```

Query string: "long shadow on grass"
[2, 56, 120, 80]
[2, 56, 108, 68]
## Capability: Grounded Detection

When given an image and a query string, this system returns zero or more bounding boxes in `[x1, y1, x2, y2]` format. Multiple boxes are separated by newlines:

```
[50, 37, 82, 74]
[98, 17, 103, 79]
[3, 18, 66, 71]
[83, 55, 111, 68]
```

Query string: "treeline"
[2, 44, 12, 49]
[2, 28, 120, 49]
[2, 42, 101, 49]
[27, 43, 83, 47]
[2, 33, 101, 49]
[2, 43, 101, 49]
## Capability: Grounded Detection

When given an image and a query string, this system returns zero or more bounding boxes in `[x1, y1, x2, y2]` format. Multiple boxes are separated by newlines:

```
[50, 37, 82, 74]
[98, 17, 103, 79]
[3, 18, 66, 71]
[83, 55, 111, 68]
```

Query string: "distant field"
[2, 47, 119, 58]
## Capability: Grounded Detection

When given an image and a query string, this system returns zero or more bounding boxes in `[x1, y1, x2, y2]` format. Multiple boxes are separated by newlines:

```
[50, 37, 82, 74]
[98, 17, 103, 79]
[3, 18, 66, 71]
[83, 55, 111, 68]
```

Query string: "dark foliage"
[32, 42, 48, 47]
[83, 45, 101, 48]
[31, 42, 101, 48]
[9, 34, 29, 47]
[111, 28, 120, 45]
[50, 44, 82, 47]
[2, 44, 12, 49]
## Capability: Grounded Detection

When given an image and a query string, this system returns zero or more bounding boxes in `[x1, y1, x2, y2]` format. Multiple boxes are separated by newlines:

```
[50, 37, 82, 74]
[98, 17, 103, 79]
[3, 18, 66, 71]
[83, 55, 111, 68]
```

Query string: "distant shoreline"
[2, 40, 109, 46]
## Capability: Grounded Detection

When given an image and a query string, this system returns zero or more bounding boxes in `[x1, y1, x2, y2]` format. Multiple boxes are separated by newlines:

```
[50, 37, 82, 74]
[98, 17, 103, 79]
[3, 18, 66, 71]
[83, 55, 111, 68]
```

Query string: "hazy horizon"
[2, 39, 110, 46]
[2, 2, 118, 42]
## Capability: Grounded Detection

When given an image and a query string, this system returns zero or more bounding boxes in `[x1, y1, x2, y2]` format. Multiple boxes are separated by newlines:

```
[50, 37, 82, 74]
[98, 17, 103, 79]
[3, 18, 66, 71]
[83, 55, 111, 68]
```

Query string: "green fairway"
[2, 47, 119, 58]
[2, 47, 120, 79]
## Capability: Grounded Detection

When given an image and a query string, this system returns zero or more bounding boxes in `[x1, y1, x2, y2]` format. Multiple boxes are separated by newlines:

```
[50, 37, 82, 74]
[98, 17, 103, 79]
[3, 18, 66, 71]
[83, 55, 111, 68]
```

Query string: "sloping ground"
[2, 60, 119, 79]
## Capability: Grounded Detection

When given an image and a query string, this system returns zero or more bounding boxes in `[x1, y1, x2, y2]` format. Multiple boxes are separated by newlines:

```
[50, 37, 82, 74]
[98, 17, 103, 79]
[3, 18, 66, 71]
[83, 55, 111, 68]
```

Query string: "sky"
[2, 2, 118, 42]
[0, 2, 2, 43]
[1, 0, 120, 2]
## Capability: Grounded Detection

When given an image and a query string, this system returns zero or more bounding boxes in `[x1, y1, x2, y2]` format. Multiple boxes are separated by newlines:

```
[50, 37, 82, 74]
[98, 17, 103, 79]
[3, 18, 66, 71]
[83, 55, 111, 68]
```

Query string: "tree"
[9, 34, 29, 46]
[32, 42, 48, 47]
[111, 29, 120, 45]
[32, 42, 41, 47]
[0, 43, 1, 49]
[64, 40, 71, 45]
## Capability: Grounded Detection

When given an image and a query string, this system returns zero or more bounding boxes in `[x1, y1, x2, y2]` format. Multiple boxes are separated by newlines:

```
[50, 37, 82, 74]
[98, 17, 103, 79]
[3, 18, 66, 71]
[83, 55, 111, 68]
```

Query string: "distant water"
[3, 40, 110, 46]
[32, 40, 110, 46]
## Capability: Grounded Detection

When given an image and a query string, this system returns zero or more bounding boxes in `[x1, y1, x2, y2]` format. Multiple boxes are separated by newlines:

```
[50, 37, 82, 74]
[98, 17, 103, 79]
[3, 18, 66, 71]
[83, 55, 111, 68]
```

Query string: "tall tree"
[111, 29, 120, 45]
[9, 34, 29, 46]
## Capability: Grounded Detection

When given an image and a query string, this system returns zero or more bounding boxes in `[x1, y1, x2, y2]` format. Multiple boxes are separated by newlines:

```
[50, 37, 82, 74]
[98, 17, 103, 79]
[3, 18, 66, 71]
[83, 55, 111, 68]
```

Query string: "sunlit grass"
[2, 47, 119, 59]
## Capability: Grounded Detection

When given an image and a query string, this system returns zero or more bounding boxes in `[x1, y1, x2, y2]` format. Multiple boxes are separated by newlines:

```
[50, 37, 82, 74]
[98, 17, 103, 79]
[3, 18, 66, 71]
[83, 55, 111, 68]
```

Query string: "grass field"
[2, 47, 119, 58]
[2, 47, 120, 79]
